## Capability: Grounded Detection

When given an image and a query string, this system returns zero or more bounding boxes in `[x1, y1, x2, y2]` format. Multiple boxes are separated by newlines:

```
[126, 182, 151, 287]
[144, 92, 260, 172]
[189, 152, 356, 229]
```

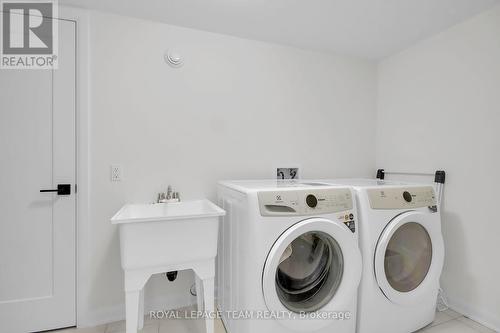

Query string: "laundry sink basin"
[111, 199, 225, 270]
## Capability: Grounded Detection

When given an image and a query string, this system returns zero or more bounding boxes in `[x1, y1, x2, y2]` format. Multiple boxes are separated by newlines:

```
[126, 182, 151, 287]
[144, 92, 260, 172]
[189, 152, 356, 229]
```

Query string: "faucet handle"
[157, 192, 167, 203]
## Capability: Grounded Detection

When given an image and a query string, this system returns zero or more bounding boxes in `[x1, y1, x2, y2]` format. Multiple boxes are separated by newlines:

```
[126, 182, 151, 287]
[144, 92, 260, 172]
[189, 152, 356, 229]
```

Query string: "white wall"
[377, 5, 500, 330]
[80, 11, 377, 325]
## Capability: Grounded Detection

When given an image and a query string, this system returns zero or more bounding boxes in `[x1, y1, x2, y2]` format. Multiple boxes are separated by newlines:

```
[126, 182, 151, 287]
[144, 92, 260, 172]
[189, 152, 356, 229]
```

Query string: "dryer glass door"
[374, 211, 444, 305]
[384, 222, 432, 292]
[276, 231, 343, 313]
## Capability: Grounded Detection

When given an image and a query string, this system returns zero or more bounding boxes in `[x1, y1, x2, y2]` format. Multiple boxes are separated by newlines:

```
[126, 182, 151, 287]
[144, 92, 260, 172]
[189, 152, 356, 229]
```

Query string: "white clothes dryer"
[325, 179, 445, 333]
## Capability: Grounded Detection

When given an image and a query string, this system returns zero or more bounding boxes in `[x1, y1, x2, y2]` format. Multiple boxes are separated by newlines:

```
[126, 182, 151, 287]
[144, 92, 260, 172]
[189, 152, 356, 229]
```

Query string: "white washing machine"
[217, 180, 362, 333]
[324, 179, 445, 333]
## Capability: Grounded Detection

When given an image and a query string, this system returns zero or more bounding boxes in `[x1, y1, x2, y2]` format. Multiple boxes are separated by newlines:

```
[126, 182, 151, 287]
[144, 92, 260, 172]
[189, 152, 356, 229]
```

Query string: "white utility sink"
[111, 199, 225, 333]
[112, 199, 225, 270]
[111, 199, 225, 223]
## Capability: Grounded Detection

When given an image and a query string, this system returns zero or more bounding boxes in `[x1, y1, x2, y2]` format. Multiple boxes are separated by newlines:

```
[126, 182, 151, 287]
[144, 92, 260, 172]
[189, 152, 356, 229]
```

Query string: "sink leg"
[138, 289, 144, 330]
[124, 269, 150, 332]
[202, 277, 215, 333]
[195, 275, 204, 311]
[126, 290, 140, 333]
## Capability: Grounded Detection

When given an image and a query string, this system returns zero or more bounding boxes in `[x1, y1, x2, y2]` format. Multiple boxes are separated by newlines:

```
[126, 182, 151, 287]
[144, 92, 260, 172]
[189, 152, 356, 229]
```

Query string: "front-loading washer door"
[262, 218, 362, 332]
[374, 211, 444, 305]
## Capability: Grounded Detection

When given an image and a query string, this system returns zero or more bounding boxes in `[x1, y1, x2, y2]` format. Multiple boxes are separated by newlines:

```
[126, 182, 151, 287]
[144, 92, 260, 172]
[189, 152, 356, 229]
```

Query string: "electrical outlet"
[111, 165, 122, 181]
[277, 167, 299, 180]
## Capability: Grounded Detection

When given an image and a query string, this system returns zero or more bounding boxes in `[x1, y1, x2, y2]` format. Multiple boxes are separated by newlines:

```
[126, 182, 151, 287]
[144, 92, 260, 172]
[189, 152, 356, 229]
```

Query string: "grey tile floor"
[53, 308, 496, 333]
[416, 309, 496, 333]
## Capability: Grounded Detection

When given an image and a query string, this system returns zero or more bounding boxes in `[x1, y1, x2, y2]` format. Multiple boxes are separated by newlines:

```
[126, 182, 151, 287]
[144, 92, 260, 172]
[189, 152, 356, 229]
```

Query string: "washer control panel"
[368, 186, 436, 209]
[258, 188, 353, 216]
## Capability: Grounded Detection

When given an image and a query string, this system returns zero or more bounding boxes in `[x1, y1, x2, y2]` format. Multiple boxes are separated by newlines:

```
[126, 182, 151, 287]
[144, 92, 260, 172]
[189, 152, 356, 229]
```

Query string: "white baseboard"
[77, 294, 196, 328]
[447, 296, 500, 332]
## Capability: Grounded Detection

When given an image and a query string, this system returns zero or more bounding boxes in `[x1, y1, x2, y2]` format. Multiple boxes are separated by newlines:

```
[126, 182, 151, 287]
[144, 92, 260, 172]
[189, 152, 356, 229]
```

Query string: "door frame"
[56, 6, 90, 328]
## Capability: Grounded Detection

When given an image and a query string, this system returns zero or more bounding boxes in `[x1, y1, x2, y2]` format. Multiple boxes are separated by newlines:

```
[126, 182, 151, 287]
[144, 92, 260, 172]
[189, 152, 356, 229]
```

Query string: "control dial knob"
[306, 194, 318, 208]
[403, 191, 412, 202]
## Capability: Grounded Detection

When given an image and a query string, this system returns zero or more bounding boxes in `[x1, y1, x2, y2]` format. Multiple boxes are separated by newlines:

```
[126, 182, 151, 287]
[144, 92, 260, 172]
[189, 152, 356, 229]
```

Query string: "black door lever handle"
[40, 184, 71, 195]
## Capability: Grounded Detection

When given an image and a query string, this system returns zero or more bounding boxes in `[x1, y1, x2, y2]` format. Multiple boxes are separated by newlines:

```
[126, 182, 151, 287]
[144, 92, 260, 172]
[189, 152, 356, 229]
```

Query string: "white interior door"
[0, 17, 76, 332]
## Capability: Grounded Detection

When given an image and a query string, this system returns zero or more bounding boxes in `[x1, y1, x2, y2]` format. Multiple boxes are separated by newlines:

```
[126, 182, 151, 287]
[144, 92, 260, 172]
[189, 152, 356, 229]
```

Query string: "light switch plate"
[111, 165, 122, 181]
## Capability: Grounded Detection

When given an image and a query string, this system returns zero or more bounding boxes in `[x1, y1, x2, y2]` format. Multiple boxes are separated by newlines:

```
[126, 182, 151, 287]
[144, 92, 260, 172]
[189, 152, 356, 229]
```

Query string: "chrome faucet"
[157, 185, 180, 203]
[166, 185, 173, 200]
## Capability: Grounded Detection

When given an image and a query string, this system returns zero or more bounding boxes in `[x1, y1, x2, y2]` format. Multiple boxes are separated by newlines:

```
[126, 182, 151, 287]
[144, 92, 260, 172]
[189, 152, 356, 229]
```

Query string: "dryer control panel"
[368, 186, 436, 209]
[258, 188, 353, 216]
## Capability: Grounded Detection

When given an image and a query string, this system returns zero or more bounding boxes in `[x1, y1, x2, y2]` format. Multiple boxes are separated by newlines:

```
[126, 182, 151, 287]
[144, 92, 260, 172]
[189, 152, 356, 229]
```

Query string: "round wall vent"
[164, 49, 183, 68]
